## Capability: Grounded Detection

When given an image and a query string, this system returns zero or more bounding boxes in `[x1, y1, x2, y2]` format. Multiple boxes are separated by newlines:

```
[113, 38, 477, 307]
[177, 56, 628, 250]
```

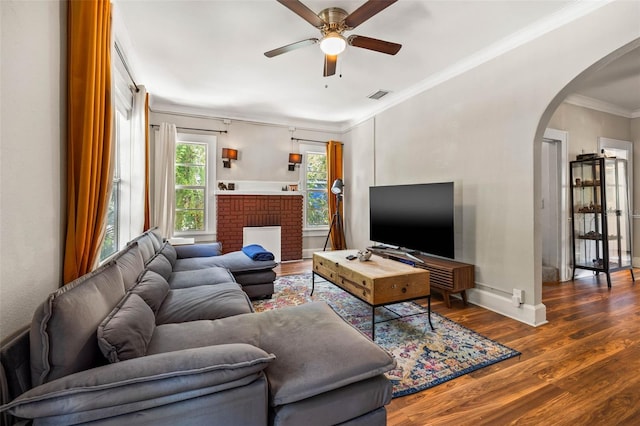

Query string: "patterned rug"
[253, 273, 520, 398]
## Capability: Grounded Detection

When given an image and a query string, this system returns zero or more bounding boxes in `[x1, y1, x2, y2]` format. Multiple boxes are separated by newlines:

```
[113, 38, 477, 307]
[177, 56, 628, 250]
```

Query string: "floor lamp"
[323, 179, 345, 251]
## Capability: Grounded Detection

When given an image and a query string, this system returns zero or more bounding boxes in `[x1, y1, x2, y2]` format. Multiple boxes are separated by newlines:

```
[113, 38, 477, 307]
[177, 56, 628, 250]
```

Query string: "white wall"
[1, 0, 65, 341]
[344, 1, 640, 326]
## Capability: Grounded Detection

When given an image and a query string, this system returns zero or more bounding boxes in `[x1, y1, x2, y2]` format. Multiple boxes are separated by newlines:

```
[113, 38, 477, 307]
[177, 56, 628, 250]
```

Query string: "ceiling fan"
[265, 0, 402, 77]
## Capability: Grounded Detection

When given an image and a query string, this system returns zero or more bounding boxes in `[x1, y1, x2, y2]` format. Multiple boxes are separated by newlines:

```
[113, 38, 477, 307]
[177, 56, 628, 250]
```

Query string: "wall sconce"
[222, 148, 238, 168]
[288, 153, 302, 171]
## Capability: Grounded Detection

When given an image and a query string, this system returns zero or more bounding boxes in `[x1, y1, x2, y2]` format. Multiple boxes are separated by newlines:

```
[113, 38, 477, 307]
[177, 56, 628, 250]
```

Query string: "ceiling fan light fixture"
[320, 32, 346, 55]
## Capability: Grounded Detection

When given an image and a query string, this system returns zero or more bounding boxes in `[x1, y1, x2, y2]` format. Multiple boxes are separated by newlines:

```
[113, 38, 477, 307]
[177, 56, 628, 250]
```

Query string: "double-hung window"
[174, 142, 207, 232]
[173, 133, 217, 236]
[303, 150, 329, 228]
[100, 112, 123, 261]
[100, 48, 133, 261]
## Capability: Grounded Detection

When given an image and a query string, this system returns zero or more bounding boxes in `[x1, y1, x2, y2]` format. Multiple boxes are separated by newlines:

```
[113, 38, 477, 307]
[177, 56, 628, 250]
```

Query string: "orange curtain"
[63, 0, 113, 283]
[143, 93, 151, 230]
[326, 140, 346, 250]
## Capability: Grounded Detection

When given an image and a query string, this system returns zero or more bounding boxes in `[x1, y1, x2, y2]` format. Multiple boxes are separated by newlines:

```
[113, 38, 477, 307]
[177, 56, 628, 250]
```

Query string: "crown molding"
[149, 101, 344, 134]
[564, 94, 634, 119]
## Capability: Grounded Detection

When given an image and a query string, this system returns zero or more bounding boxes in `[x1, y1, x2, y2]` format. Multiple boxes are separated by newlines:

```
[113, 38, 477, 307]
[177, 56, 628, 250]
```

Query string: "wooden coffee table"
[312, 250, 432, 339]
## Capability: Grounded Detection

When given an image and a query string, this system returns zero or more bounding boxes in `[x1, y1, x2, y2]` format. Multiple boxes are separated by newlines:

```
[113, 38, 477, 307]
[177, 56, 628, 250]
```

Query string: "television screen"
[369, 182, 454, 259]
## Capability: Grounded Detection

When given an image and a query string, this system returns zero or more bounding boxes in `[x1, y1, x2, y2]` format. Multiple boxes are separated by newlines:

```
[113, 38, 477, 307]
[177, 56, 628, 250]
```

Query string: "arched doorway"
[534, 39, 640, 301]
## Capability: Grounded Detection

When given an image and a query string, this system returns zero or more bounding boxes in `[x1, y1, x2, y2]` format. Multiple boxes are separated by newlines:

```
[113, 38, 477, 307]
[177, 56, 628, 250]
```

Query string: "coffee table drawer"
[313, 254, 338, 281]
[371, 274, 429, 305]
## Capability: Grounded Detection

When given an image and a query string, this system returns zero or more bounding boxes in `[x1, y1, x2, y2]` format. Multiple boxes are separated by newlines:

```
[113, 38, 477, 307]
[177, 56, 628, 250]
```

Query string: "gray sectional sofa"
[0, 229, 396, 425]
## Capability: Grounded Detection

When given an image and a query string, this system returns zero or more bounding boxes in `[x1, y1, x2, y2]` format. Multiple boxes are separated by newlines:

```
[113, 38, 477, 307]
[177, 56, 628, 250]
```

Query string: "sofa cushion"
[131, 270, 170, 313]
[168, 267, 236, 289]
[155, 283, 253, 325]
[173, 242, 222, 258]
[129, 233, 156, 263]
[146, 252, 173, 280]
[147, 302, 396, 407]
[113, 243, 145, 290]
[97, 293, 156, 363]
[159, 241, 177, 266]
[30, 262, 126, 387]
[173, 250, 277, 273]
[4, 344, 274, 423]
[148, 228, 164, 251]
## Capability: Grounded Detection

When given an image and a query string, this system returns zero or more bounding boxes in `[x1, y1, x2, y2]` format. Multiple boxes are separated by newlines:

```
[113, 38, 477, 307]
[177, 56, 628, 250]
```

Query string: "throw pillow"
[145, 252, 172, 280]
[131, 269, 170, 313]
[97, 293, 155, 363]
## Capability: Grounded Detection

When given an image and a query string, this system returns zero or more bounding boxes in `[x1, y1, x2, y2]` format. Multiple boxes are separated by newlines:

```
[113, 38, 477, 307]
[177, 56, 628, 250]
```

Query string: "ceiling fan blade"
[277, 0, 325, 28]
[343, 0, 398, 29]
[323, 54, 337, 77]
[348, 35, 401, 55]
[264, 38, 318, 58]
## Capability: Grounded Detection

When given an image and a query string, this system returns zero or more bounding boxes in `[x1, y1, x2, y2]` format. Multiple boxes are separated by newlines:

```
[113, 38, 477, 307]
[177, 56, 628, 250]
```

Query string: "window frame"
[300, 145, 329, 232]
[173, 133, 217, 237]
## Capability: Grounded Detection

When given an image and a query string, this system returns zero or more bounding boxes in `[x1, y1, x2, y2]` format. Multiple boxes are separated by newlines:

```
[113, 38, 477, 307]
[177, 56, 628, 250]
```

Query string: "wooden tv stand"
[369, 248, 475, 308]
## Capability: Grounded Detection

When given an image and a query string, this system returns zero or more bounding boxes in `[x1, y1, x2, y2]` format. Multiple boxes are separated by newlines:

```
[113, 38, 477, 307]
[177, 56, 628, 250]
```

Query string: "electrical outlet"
[512, 289, 524, 307]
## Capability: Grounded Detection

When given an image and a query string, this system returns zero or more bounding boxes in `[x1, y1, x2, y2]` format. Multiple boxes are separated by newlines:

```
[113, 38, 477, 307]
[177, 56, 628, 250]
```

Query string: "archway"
[534, 39, 640, 304]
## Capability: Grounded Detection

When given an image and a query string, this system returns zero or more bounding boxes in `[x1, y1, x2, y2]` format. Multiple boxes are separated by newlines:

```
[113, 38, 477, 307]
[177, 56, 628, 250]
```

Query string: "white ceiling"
[114, 0, 640, 130]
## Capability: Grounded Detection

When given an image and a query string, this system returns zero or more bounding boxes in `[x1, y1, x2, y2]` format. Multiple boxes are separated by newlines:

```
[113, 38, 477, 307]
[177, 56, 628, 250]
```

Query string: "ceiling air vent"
[367, 90, 390, 100]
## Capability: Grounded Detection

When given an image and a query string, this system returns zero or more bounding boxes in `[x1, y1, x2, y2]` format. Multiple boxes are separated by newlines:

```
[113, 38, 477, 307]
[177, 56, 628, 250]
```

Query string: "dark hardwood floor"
[276, 261, 640, 425]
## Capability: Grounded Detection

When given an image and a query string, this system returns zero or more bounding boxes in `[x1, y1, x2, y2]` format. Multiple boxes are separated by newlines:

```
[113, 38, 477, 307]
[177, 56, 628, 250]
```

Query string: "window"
[174, 142, 207, 232]
[304, 151, 329, 228]
[100, 113, 121, 261]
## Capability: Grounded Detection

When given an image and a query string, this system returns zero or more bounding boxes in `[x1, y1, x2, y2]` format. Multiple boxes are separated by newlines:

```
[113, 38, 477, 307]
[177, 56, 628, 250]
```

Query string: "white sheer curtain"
[154, 123, 177, 238]
[130, 85, 148, 236]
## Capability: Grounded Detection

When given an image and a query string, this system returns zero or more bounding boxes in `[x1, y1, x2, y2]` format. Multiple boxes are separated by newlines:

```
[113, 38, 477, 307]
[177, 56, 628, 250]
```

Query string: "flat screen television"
[369, 182, 454, 259]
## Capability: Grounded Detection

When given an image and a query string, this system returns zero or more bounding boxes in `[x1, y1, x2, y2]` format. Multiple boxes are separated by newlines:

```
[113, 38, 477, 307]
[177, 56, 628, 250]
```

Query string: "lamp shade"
[288, 153, 302, 164]
[222, 148, 238, 160]
[331, 178, 344, 194]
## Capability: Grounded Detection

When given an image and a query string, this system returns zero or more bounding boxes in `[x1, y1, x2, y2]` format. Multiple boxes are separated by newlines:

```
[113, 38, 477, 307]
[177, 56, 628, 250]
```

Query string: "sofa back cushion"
[130, 270, 170, 314]
[113, 243, 145, 290]
[97, 293, 156, 363]
[148, 228, 164, 251]
[159, 242, 177, 267]
[145, 253, 173, 280]
[128, 233, 156, 263]
[30, 262, 125, 386]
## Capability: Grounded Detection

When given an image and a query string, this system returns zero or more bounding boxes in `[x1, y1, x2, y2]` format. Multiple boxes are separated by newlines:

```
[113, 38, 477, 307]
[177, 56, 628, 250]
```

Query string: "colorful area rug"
[253, 273, 520, 398]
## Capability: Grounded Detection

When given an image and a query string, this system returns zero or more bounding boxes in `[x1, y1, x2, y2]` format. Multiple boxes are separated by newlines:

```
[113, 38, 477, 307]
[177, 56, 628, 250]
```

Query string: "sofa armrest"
[174, 242, 222, 259]
[1, 344, 274, 424]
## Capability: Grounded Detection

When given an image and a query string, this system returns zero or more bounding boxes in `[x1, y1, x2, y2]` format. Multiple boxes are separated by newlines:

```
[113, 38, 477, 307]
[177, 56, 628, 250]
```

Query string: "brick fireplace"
[216, 194, 303, 261]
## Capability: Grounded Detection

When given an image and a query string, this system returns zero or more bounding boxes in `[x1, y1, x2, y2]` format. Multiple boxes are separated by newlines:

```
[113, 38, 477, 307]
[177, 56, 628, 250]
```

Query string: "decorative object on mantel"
[218, 182, 228, 190]
[288, 153, 302, 171]
[289, 184, 298, 191]
[227, 183, 235, 190]
[221, 148, 238, 168]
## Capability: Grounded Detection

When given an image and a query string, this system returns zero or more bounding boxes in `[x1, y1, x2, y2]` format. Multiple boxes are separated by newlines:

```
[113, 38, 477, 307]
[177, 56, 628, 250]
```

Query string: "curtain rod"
[291, 137, 328, 144]
[114, 43, 140, 93]
[150, 124, 228, 134]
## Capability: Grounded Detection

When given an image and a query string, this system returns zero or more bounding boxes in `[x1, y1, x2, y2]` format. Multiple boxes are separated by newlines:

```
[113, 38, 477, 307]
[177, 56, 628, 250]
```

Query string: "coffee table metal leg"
[311, 273, 316, 296]
[372, 306, 375, 340]
[428, 295, 434, 331]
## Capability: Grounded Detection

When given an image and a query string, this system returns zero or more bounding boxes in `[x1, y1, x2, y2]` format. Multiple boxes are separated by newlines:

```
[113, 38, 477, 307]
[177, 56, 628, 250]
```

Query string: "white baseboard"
[466, 288, 548, 327]
[302, 248, 324, 259]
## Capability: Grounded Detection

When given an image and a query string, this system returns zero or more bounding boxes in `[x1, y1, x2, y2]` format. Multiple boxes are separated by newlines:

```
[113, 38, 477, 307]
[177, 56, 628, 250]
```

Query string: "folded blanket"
[242, 244, 275, 261]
